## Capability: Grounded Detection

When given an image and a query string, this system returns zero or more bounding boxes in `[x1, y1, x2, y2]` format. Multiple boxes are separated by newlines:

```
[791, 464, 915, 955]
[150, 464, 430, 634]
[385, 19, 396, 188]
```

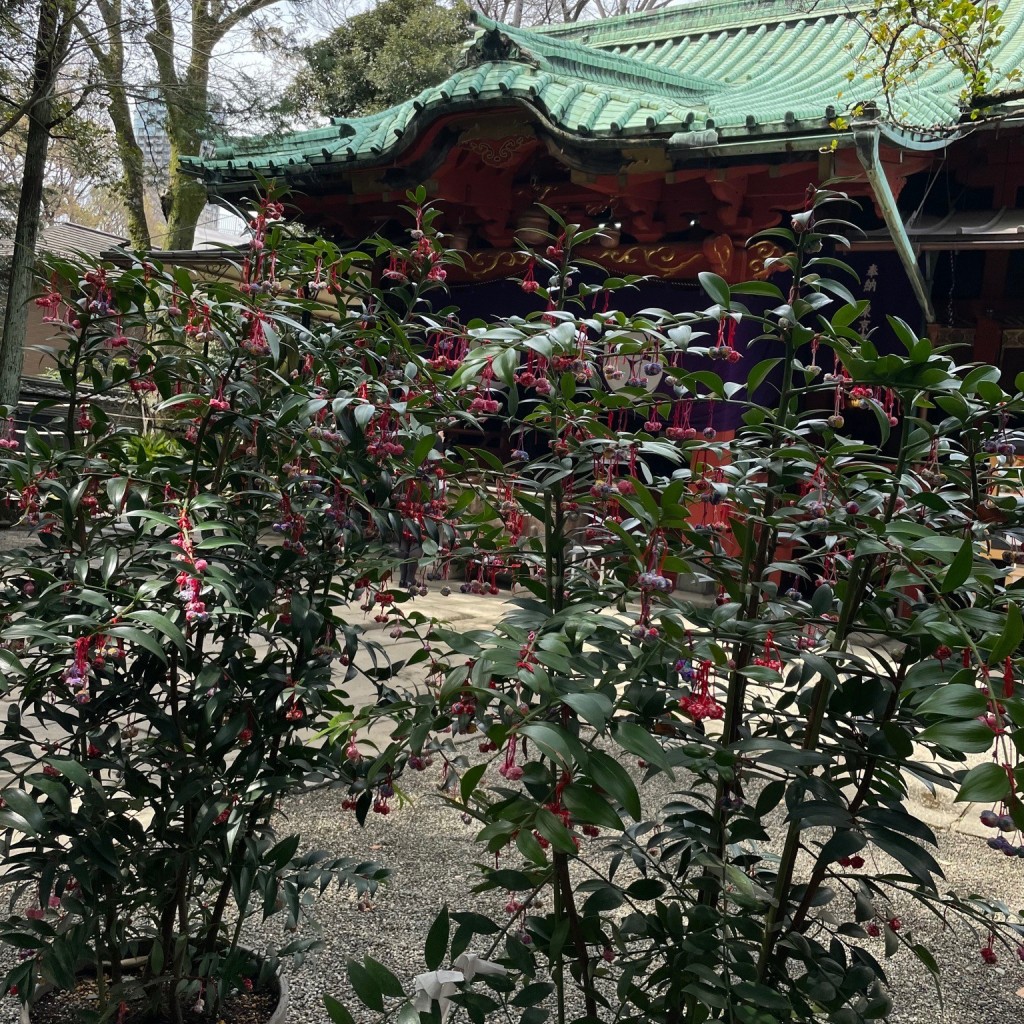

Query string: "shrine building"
[182, 0, 1024, 383]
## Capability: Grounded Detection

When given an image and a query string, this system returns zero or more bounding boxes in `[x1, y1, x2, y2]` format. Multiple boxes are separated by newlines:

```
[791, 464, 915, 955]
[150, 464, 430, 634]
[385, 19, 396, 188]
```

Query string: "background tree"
[846, 0, 1021, 128]
[73, 0, 297, 251]
[473, 0, 669, 29]
[0, 0, 98, 230]
[0, 0, 77, 409]
[0, 113, 122, 231]
[286, 0, 472, 119]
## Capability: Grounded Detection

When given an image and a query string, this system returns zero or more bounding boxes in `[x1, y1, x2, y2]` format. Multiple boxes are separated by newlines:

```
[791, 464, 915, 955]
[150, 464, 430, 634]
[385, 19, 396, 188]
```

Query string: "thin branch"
[211, 0, 280, 43]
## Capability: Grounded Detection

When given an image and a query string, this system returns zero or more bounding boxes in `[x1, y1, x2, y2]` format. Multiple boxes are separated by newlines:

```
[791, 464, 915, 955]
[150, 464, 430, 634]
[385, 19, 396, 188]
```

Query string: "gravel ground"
[264, 768, 1024, 1024]
[0, 730, 1022, 1024]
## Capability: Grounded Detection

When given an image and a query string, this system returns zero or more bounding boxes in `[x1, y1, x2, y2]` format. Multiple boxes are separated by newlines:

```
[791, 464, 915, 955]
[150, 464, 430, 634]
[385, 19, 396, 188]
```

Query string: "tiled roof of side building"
[0, 222, 128, 260]
[181, 0, 1024, 186]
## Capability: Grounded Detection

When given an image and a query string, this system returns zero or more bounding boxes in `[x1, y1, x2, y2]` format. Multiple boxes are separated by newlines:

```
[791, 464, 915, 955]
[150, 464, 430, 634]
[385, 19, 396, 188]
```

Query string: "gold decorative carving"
[456, 245, 710, 282]
[702, 233, 734, 276]
[746, 240, 784, 280]
[461, 251, 532, 277]
[929, 325, 974, 349]
[460, 134, 537, 167]
[598, 247, 703, 275]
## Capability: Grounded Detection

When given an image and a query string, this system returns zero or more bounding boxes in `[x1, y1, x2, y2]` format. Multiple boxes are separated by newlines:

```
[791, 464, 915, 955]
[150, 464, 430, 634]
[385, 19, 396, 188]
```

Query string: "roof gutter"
[853, 124, 936, 323]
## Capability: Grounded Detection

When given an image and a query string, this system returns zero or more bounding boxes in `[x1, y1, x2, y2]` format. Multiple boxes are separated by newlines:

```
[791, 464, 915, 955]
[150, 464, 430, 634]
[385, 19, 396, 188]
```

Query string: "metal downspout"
[853, 125, 936, 324]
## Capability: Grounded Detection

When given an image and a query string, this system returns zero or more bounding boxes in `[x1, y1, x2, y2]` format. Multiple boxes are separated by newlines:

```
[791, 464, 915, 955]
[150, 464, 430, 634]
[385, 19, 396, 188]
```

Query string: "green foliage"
[0, 192, 464, 1016]
[6, 183, 1024, 1024]
[318, 192, 1024, 1024]
[852, 0, 1021, 126]
[286, 0, 473, 119]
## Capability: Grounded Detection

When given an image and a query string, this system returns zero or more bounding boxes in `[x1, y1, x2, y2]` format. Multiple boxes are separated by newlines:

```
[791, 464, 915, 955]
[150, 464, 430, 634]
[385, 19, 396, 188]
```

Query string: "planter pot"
[266, 973, 289, 1024]
[22, 959, 289, 1024]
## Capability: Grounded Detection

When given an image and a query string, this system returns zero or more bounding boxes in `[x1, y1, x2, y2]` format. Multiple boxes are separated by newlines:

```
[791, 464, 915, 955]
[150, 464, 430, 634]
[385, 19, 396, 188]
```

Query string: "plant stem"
[94, 918, 108, 1010]
[787, 662, 904, 936]
[756, 408, 913, 979]
[64, 323, 86, 450]
[186, 353, 240, 495]
[720, 297, 801, 750]
[554, 851, 598, 1020]
[107, 903, 123, 989]
[552, 857, 566, 1024]
[708, 314, 802, 913]
[552, 482, 566, 614]
[544, 490, 555, 612]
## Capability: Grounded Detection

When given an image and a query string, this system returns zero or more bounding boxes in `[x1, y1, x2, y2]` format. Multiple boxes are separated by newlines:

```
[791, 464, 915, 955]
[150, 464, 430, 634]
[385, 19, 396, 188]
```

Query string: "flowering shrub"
[323, 191, 1024, 1024]
[4, 185, 1024, 1024]
[0, 192, 470, 1020]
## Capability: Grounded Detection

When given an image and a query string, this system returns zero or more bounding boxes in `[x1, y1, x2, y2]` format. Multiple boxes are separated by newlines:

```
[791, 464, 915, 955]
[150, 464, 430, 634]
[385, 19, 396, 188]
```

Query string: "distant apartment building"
[133, 87, 225, 187]
[132, 87, 172, 186]
[133, 87, 238, 240]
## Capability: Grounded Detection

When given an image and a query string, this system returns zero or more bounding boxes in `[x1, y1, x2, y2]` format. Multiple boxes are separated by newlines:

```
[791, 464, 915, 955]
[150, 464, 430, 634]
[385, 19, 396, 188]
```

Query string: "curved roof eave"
[181, 0, 1024, 188]
[183, 89, 707, 193]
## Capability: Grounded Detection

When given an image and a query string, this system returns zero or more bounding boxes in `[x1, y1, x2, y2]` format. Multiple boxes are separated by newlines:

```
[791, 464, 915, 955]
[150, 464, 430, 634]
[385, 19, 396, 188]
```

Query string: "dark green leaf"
[560, 784, 623, 831]
[940, 537, 974, 594]
[956, 761, 1011, 803]
[562, 691, 612, 729]
[347, 961, 384, 1011]
[0, 789, 45, 836]
[533, 807, 577, 854]
[363, 957, 405, 999]
[918, 684, 988, 718]
[105, 625, 168, 663]
[511, 983, 554, 1008]
[324, 995, 356, 1024]
[460, 763, 487, 805]
[516, 828, 549, 867]
[730, 281, 783, 299]
[911, 943, 939, 977]
[625, 878, 666, 900]
[613, 721, 674, 777]
[126, 610, 187, 654]
[520, 723, 583, 767]
[988, 602, 1023, 663]
[810, 584, 834, 615]
[44, 759, 90, 790]
[918, 720, 995, 753]
[395, 1002, 420, 1024]
[698, 272, 730, 306]
[586, 749, 642, 820]
[425, 905, 450, 971]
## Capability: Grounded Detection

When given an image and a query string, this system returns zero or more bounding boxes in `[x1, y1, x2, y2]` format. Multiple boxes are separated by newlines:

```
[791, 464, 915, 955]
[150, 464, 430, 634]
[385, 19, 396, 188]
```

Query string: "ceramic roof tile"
[183, 0, 1024, 185]
[0, 222, 128, 259]
[576, 89, 610, 133]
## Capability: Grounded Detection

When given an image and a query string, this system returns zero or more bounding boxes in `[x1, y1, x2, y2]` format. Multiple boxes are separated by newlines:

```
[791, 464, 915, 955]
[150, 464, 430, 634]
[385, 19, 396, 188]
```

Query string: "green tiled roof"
[183, 0, 1024, 185]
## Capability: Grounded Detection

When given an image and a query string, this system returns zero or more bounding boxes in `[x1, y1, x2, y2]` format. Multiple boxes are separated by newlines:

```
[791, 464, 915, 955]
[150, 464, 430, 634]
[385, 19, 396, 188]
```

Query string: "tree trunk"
[105, 80, 152, 249]
[163, 152, 207, 250]
[162, 68, 211, 250]
[0, 0, 68, 409]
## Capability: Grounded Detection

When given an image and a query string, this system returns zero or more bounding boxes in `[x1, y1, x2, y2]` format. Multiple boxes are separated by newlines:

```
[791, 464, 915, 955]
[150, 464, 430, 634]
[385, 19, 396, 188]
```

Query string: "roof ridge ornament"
[460, 23, 538, 70]
[461, 12, 715, 98]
